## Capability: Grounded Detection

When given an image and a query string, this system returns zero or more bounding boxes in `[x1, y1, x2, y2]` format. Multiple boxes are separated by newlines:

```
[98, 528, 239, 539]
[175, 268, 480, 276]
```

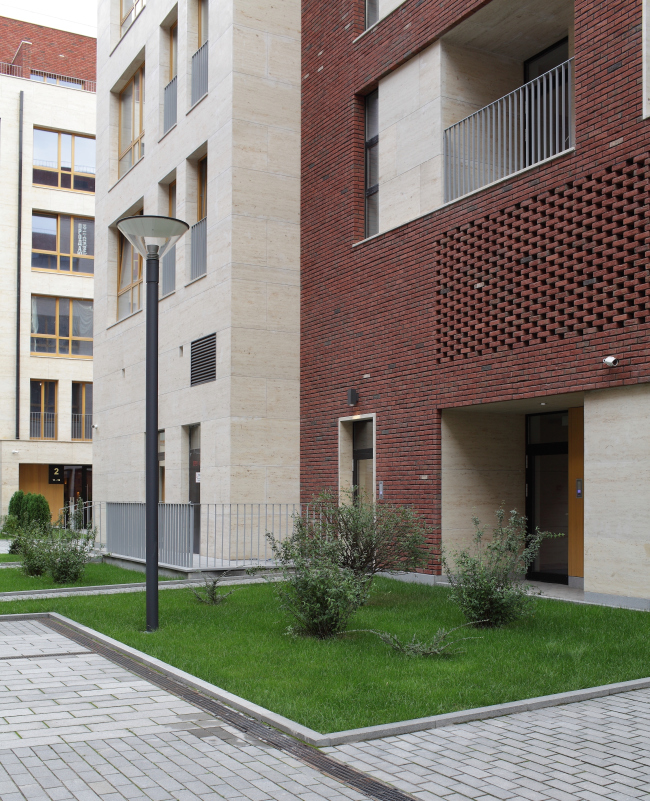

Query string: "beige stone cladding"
[94, 0, 300, 506]
[0, 75, 95, 515]
[583, 384, 650, 601]
[375, 0, 574, 234]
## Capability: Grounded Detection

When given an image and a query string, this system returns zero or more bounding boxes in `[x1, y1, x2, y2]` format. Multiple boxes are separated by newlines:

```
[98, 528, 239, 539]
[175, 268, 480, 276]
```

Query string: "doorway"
[188, 424, 201, 554]
[352, 419, 374, 502]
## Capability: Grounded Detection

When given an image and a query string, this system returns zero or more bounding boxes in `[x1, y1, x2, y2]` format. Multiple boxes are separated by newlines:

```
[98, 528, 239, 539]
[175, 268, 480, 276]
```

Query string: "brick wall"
[0, 16, 96, 81]
[300, 0, 650, 570]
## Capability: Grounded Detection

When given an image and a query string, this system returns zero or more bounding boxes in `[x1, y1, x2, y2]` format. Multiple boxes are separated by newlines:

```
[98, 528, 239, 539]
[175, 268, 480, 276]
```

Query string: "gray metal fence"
[161, 245, 176, 296]
[163, 76, 177, 133]
[444, 58, 574, 203]
[190, 217, 207, 280]
[103, 502, 299, 569]
[191, 42, 208, 107]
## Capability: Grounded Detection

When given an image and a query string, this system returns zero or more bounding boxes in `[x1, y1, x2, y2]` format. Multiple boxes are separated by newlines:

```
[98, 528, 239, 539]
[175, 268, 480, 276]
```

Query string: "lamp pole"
[145, 244, 160, 632]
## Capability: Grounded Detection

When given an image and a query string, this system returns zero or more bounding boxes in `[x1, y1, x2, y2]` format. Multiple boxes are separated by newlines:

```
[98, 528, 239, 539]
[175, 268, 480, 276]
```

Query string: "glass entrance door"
[352, 419, 374, 502]
[526, 412, 569, 583]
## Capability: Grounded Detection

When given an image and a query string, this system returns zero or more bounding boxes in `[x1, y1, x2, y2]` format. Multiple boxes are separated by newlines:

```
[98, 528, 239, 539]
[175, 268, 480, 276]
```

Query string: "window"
[198, 156, 207, 220]
[161, 182, 177, 296]
[30, 296, 94, 357]
[365, 90, 379, 238]
[198, 0, 208, 47]
[366, 0, 379, 29]
[170, 23, 178, 80]
[72, 382, 93, 440]
[121, 0, 146, 36]
[119, 66, 145, 178]
[32, 129, 96, 192]
[30, 380, 57, 440]
[352, 419, 374, 501]
[158, 430, 165, 502]
[32, 213, 95, 274]
[30, 72, 84, 90]
[117, 228, 143, 320]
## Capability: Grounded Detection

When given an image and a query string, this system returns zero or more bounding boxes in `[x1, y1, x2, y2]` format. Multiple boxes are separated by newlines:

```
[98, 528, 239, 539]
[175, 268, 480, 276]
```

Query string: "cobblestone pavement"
[324, 693, 650, 801]
[0, 620, 365, 801]
[2, 619, 650, 801]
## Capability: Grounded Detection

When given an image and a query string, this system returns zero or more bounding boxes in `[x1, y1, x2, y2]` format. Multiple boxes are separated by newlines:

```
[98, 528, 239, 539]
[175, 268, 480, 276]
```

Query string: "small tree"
[48, 531, 95, 583]
[18, 522, 51, 577]
[295, 490, 430, 583]
[23, 493, 51, 526]
[441, 507, 561, 628]
[8, 491, 26, 525]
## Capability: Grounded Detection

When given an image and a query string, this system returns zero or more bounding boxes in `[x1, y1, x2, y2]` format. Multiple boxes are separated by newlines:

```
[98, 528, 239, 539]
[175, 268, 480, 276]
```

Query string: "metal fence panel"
[190, 218, 207, 280]
[164, 76, 177, 133]
[191, 42, 208, 106]
[444, 59, 574, 203]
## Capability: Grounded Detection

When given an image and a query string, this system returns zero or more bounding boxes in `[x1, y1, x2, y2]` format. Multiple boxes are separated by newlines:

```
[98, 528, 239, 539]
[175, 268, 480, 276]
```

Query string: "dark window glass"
[32, 296, 56, 335]
[60, 215, 71, 253]
[33, 168, 59, 187]
[73, 175, 95, 192]
[527, 412, 569, 445]
[365, 90, 379, 238]
[32, 214, 57, 251]
[524, 38, 569, 82]
[366, 0, 378, 28]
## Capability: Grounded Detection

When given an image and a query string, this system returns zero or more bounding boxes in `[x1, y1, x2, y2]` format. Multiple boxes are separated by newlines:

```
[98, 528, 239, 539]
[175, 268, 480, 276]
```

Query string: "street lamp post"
[116, 215, 189, 632]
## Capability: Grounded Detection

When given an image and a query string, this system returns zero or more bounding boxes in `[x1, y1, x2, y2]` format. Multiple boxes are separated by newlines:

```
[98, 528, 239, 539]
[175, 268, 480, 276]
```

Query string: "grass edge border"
[1, 610, 649, 747]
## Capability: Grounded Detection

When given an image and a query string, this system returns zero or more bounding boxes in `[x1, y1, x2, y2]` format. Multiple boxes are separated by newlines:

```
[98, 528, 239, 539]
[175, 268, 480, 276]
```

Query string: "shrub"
[48, 532, 94, 584]
[18, 523, 51, 577]
[294, 490, 430, 584]
[23, 493, 51, 527]
[1, 515, 22, 552]
[441, 507, 560, 628]
[8, 491, 26, 524]
[346, 624, 480, 657]
[269, 533, 367, 638]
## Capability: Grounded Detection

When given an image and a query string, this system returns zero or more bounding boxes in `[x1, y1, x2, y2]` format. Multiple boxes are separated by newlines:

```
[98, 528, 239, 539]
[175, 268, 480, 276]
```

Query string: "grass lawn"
[0, 562, 168, 592]
[0, 555, 21, 562]
[0, 578, 648, 732]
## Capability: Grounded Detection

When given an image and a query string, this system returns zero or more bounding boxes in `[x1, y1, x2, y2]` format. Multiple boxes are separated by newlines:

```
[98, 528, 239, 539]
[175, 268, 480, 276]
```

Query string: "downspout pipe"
[15, 90, 24, 440]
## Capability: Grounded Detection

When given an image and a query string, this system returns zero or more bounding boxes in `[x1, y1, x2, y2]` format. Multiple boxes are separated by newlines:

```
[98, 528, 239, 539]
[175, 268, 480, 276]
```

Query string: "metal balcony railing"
[0, 62, 96, 92]
[190, 218, 207, 280]
[161, 245, 176, 296]
[71, 414, 93, 441]
[164, 76, 177, 133]
[30, 412, 57, 440]
[444, 58, 574, 203]
[191, 41, 208, 107]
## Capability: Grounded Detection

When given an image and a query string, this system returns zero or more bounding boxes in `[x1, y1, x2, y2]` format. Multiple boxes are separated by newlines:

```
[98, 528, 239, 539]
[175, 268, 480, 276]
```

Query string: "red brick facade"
[0, 16, 96, 81]
[300, 0, 650, 570]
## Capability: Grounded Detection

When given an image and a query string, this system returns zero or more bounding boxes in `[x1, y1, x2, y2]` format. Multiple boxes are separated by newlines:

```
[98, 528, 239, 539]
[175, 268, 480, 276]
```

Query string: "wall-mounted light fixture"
[347, 388, 359, 407]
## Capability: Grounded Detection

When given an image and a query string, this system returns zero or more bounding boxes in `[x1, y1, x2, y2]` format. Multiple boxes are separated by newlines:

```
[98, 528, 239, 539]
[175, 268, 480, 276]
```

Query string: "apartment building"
[301, 0, 650, 609]
[0, 18, 96, 518]
[93, 0, 300, 516]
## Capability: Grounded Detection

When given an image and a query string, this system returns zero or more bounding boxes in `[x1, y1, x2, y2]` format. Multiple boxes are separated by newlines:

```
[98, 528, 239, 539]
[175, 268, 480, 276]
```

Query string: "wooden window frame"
[198, 0, 208, 48]
[31, 212, 95, 275]
[118, 66, 145, 178]
[170, 23, 178, 82]
[120, 0, 146, 37]
[30, 379, 58, 440]
[30, 295, 94, 359]
[71, 382, 93, 441]
[198, 156, 207, 221]
[117, 229, 143, 320]
[32, 128, 96, 194]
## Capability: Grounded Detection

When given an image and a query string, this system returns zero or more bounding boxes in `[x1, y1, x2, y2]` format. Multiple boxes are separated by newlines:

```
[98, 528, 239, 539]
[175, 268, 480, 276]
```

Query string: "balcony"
[191, 42, 208, 107]
[443, 60, 574, 203]
[164, 76, 177, 134]
[71, 414, 93, 441]
[30, 412, 57, 440]
[190, 218, 207, 280]
[0, 62, 96, 92]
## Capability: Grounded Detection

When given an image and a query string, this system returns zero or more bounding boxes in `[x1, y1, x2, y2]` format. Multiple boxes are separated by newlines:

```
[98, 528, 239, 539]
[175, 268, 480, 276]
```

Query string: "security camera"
[603, 356, 619, 368]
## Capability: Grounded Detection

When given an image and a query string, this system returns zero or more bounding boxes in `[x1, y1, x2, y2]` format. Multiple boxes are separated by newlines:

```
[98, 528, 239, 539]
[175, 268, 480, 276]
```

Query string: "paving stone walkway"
[1, 618, 650, 801]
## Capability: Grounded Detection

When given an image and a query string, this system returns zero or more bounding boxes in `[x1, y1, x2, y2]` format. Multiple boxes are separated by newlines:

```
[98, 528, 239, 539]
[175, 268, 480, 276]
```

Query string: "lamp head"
[117, 215, 189, 259]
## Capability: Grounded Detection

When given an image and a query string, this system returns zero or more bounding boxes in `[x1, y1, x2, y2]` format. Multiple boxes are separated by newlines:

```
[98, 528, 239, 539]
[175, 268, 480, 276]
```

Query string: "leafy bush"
[294, 490, 430, 583]
[48, 532, 95, 584]
[18, 523, 51, 577]
[269, 533, 367, 638]
[441, 507, 560, 628]
[1, 515, 22, 552]
[191, 574, 235, 605]
[8, 491, 25, 524]
[23, 493, 51, 527]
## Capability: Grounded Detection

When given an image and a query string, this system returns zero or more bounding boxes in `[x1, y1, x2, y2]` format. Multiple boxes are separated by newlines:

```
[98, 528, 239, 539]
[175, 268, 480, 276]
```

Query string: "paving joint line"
[39, 616, 419, 801]
[0, 650, 89, 660]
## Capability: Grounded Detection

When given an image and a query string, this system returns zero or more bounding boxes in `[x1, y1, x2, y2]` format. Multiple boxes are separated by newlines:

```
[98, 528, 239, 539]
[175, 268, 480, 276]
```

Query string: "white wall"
[584, 384, 650, 601]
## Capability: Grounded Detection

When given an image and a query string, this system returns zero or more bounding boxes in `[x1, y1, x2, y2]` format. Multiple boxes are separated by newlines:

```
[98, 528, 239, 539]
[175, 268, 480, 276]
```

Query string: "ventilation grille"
[190, 333, 216, 386]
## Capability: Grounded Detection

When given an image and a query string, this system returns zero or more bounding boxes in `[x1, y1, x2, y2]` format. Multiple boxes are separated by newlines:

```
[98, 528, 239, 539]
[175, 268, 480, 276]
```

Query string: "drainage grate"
[0, 650, 90, 660]
[41, 618, 417, 801]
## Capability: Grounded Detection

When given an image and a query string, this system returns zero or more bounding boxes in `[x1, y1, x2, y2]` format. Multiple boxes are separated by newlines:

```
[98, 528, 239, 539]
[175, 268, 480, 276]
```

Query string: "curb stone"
[0, 610, 648, 746]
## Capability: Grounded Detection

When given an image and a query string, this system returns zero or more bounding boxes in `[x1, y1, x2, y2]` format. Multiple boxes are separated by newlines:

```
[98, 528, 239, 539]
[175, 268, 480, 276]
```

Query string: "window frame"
[170, 22, 178, 81]
[30, 295, 94, 359]
[117, 227, 143, 320]
[364, 90, 379, 238]
[198, 156, 207, 221]
[31, 212, 95, 275]
[118, 66, 145, 178]
[120, 0, 146, 37]
[71, 382, 93, 441]
[32, 128, 96, 194]
[29, 379, 58, 440]
[198, 0, 209, 48]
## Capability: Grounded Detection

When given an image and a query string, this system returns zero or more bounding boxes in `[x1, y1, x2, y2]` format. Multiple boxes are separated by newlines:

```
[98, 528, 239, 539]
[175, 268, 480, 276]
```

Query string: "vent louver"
[190, 333, 216, 386]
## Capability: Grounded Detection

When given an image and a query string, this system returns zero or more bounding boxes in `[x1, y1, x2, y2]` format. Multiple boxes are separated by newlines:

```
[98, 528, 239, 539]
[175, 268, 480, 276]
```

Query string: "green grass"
[0, 554, 21, 562]
[1, 578, 648, 732]
[0, 562, 166, 592]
